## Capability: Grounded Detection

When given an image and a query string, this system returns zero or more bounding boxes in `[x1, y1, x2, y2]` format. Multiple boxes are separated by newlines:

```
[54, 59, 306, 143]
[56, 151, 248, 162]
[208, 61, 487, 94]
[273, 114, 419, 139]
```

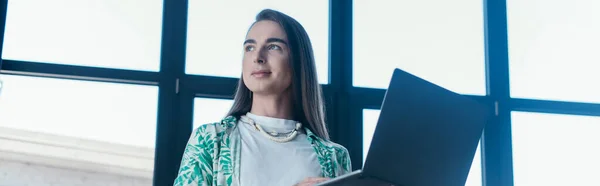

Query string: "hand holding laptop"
[294, 177, 330, 186]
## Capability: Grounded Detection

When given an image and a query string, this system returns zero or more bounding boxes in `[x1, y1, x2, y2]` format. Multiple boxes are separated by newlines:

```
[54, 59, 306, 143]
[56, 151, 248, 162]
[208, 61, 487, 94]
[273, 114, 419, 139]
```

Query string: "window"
[186, 0, 330, 84]
[0, 74, 158, 179]
[362, 109, 380, 164]
[507, 0, 600, 103]
[511, 112, 600, 185]
[363, 109, 482, 186]
[193, 97, 234, 129]
[466, 140, 483, 186]
[2, 0, 164, 71]
[353, 0, 486, 95]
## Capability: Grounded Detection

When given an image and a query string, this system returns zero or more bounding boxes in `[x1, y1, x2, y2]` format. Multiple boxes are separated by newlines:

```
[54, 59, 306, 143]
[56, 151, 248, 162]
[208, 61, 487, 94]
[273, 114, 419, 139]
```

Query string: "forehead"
[245, 20, 288, 41]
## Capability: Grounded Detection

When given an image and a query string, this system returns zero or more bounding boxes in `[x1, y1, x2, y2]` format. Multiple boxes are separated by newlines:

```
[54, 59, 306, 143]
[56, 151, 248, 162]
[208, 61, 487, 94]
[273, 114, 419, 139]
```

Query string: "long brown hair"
[226, 9, 329, 140]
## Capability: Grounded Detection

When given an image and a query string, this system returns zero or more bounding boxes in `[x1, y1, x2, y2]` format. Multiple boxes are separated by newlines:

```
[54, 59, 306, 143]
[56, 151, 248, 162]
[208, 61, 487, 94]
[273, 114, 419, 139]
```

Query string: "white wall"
[0, 159, 152, 186]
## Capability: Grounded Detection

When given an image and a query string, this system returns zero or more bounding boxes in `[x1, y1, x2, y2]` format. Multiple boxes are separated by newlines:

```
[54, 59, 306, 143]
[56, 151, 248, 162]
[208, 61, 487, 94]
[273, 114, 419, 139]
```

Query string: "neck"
[249, 91, 294, 120]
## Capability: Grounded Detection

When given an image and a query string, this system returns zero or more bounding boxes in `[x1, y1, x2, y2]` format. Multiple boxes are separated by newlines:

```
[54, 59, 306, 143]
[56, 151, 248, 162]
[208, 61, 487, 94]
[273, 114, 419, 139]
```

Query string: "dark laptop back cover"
[362, 68, 489, 186]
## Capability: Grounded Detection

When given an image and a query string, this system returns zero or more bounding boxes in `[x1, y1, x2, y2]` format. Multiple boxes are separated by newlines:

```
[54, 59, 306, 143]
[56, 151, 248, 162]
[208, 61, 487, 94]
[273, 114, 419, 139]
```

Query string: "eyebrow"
[243, 38, 288, 46]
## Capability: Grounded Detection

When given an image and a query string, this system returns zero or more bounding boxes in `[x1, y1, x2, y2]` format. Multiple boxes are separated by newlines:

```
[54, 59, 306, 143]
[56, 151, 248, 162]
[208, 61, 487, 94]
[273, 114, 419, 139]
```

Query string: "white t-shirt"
[239, 112, 322, 186]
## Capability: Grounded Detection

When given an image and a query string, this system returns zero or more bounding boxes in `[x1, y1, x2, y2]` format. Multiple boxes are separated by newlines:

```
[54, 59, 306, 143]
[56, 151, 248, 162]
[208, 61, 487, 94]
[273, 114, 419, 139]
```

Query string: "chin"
[248, 83, 290, 96]
[248, 86, 275, 95]
[244, 77, 290, 96]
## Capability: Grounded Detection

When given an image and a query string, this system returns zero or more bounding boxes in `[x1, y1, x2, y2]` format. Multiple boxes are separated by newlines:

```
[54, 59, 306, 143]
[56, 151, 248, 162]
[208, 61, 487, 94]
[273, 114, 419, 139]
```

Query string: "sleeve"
[173, 126, 215, 186]
[334, 145, 353, 176]
[340, 147, 353, 174]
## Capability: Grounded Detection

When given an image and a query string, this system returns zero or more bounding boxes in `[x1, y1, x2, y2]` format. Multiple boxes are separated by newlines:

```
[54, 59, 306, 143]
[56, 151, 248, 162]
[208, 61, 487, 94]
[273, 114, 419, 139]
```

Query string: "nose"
[254, 47, 267, 64]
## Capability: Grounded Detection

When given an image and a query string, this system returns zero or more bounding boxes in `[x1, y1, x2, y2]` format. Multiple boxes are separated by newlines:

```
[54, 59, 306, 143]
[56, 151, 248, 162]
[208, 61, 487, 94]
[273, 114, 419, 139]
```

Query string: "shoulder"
[306, 129, 350, 156]
[188, 116, 238, 145]
[192, 116, 238, 136]
[321, 140, 351, 163]
[322, 140, 351, 164]
[307, 131, 353, 175]
[326, 140, 353, 175]
[176, 117, 238, 185]
[318, 139, 350, 156]
[323, 140, 353, 175]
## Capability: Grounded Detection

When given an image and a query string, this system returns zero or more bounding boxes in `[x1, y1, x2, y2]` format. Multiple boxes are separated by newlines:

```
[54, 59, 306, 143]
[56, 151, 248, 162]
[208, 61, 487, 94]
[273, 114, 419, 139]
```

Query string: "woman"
[174, 9, 352, 186]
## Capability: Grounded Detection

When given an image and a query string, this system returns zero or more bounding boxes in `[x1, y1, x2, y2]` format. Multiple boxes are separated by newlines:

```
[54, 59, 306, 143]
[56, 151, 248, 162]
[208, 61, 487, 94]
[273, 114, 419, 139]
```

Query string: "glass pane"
[507, 0, 600, 103]
[363, 109, 482, 186]
[186, 0, 329, 84]
[362, 109, 380, 164]
[0, 79, 4, 95]
[0, 75, 158, 180]
[2, 0, 163, 71]
[353, 0, 485, 95]
[193, 98, 234, 129]
[465, 141, 483, 186]
[512, 112, 600, 185]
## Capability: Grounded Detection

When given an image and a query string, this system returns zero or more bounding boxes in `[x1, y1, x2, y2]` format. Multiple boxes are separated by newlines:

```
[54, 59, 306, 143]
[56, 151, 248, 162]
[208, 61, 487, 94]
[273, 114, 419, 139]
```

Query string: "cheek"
[271, 51, 290, 69]
[242, 57, 253, 74]
[241, 58, 253, 84]
[275, 59, 293, 85]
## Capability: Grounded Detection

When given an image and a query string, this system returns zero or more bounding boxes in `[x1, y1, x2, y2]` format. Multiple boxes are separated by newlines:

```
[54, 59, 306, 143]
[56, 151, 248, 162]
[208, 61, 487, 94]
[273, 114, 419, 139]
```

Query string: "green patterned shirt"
[173, 116, 353, 186]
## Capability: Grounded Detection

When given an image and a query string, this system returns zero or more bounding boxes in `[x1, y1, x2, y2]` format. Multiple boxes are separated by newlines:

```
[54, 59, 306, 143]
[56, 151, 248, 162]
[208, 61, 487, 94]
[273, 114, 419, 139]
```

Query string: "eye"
[245, 45, 255, 52]
[267, 44, 282, 50]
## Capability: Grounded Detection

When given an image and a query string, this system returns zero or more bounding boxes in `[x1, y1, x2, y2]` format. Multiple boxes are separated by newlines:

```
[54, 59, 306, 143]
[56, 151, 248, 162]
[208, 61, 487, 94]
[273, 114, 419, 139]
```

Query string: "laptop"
[317, 68, 489, 186]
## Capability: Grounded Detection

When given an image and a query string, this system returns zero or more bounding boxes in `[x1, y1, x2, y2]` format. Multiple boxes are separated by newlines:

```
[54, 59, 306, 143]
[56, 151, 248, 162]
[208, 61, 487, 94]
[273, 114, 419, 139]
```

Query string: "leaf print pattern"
[174, 124, 217, 186]
[216, 130, 233, 186]
[173, 116, 352, 186]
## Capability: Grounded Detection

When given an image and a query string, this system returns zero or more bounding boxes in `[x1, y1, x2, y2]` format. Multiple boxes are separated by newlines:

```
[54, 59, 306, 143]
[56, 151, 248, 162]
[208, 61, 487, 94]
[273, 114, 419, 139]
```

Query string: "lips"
[251, 70, 272, 76]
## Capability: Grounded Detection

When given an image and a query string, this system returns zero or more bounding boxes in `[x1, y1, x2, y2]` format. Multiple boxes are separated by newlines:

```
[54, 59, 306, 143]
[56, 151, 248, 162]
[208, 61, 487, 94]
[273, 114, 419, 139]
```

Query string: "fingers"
[295, 177, 330, 186]
[309, 177, 330, 183]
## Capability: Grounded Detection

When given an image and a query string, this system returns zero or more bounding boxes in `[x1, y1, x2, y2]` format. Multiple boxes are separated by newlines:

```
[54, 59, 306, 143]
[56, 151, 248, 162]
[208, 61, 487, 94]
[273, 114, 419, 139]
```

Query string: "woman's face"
[242, 20, 292, 96]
